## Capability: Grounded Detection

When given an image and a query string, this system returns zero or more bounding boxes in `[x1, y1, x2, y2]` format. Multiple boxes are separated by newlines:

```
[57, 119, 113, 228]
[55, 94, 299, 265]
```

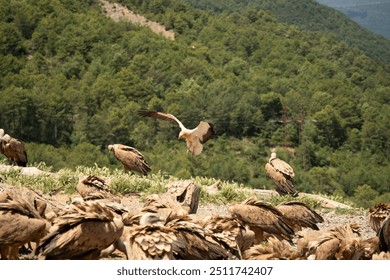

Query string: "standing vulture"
[138, 109, 215, 155]
[0, 130, 28, 167]
[108, 144, 151, 175]
[265, 152, 298, 196]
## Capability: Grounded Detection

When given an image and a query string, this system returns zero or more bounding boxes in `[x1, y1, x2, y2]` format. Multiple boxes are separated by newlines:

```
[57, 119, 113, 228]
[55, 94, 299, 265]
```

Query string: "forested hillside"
[184, 0, 390, 63]
[0, 0, 389, 207]
[315, 0, 390, 40]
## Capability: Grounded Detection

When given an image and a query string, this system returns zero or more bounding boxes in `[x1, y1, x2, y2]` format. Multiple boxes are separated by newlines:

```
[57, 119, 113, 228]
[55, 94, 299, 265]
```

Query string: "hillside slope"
[184, 0, 390, 63]
[0, 0, 389, 207]
[315, 0, 390, 40]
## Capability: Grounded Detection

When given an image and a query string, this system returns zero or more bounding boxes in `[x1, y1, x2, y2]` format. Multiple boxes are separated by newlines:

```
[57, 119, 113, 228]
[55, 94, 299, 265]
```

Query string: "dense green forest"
[315, 0, 390, 40]
[184, 0, 390, 63]
[0, 0, 389, 207]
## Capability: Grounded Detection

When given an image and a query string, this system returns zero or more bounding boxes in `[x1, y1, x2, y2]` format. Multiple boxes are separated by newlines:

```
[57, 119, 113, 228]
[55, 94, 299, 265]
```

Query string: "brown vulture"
[265, 152, 298, 196]
[0, 130, 27, 167]
[108, 144, 151, 175]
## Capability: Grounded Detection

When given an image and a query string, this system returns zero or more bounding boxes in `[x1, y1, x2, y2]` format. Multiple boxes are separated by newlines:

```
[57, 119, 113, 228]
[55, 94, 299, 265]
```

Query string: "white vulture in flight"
[108, 144, 151, 175]
[265, 152, 298, 196]
[138, 109, 215, 155]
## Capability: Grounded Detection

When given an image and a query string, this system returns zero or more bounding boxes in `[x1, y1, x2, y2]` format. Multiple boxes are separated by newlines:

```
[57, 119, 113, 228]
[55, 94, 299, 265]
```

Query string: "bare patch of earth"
[99, 0, 175, 40]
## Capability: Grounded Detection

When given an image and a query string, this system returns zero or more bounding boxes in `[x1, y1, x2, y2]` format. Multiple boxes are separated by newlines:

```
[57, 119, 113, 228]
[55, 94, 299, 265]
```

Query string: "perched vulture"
[0, 131, 28, 167]
[35, 201, 124, 260]
[108, 144, 151, 175]
[265, 152, 298, 196]
[228, 197, 295, 243]
[0, 189, 48, 259]
[368, 203, 390, 233]
[138, 109, 215, 155]
[276, 201, 324, 232]
[76, 174, 118, 202]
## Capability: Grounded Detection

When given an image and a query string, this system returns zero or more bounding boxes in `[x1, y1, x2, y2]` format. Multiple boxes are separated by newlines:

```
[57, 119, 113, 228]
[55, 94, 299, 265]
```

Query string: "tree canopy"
[0, 0, 389, 208]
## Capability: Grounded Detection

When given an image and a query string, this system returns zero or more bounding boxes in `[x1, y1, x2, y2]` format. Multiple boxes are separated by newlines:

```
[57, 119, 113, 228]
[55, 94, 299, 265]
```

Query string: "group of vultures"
[0, 175, 389, 260]
[0, 110, 389, 260]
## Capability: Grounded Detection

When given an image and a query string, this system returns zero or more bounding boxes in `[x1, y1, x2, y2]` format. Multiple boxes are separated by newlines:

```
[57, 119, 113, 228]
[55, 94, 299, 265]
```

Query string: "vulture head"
[139, 212, 165, 226]
[2, 134, 11, 142]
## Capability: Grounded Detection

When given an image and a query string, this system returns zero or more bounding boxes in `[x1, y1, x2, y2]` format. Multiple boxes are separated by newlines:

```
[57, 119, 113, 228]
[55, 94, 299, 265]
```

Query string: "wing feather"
[194, 121, 215, 144]
[270, 158, 295, 178]
[138, 109, 184, 129]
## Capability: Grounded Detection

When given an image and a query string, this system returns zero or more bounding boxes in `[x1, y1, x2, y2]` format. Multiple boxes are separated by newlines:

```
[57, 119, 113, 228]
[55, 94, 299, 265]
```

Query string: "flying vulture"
[0, 130, 28, 167]
[138, 109, 215, 155]
[265, 152, 298, 196]
[108, 144, 151, 175]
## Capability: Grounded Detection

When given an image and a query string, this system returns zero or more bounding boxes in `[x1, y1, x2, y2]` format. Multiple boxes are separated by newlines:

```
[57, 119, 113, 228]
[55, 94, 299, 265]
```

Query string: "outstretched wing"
[138, 109, 184, 129]
[194, 121, 215, 144]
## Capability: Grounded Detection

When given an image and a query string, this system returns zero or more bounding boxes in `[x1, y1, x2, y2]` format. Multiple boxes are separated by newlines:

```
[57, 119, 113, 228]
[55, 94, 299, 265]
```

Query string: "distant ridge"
[315, 0, 390, 40]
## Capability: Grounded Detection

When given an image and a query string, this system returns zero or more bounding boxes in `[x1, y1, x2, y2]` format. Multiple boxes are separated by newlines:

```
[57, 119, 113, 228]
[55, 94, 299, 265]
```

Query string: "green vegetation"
[185, 0, 390, 63]
[0, 163, 349, 209]
[0, 0, 389, 209]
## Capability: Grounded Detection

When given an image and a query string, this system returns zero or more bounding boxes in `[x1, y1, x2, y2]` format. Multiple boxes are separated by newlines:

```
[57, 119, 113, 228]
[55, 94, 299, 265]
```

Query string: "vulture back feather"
[35, 201, 123, 260]
[368, 203, 390, 233]
[108, 144, 151, 175]
[276, 201, 324, 231]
